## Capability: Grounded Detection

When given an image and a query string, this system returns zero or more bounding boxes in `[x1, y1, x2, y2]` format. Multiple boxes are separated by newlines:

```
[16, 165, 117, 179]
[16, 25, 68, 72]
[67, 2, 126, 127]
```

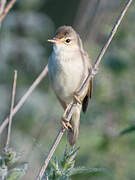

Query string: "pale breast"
[48, 51, 89, 104]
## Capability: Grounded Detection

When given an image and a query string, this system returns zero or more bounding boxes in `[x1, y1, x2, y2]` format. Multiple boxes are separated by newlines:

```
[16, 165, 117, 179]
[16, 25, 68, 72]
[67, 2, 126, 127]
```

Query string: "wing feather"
[81, 51, 93, 113]
[82, 77, 93, 113]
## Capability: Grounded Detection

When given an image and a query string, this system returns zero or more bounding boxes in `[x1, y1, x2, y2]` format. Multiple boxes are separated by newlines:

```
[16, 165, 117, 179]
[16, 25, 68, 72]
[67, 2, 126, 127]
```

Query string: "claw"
[61, 117, 72, 130]
[73, 92, 82, 104]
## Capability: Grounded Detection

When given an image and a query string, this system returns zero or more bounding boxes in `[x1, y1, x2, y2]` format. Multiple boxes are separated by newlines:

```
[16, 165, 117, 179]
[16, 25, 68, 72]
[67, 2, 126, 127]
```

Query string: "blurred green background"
[0, 0, 135, 179]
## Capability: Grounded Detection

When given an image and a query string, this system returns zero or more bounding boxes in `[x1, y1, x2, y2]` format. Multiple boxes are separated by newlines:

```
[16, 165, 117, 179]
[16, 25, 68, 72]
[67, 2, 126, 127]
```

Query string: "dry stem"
[0, 0, 16, 23]
[0, 65, 48, 135]
[5, 70, 17, 149]
[36, 0, 133, 179]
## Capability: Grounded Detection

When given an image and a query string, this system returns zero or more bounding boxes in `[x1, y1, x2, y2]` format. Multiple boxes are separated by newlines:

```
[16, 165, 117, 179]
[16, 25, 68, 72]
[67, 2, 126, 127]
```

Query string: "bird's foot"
[61, 117, 72, 130]
[73, 92, 82, 104]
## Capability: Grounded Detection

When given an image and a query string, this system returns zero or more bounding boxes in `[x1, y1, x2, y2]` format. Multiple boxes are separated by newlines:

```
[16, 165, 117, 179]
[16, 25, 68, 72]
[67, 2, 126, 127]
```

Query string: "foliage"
[44, 147, 105, 180]
[0, 148, 28, 180]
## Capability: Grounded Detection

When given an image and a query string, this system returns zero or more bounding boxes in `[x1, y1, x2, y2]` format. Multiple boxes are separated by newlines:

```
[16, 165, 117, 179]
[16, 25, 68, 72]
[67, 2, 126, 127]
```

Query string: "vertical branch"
[5, 70, 17, 149]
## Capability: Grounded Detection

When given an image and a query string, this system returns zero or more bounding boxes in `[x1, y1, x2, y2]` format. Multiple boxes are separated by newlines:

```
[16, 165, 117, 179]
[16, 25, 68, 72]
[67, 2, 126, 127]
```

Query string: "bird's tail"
[67, 104, 81, 146]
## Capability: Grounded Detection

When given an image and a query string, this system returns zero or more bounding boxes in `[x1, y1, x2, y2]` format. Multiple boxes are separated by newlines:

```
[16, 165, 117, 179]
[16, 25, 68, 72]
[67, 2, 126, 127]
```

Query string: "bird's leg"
[73, 92, 82, 104]
[61, 117, 72, 130]
[61, 103, 73, 130]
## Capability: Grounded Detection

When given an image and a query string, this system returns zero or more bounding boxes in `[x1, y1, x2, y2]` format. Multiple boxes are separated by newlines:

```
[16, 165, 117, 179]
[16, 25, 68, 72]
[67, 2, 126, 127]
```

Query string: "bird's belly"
[54, 70, 79, 103]
[49, 58, 86, 104]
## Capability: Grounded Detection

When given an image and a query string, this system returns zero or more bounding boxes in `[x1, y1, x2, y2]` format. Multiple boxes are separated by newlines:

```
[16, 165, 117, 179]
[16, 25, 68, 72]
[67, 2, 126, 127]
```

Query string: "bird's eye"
[65, 39, 71, 43]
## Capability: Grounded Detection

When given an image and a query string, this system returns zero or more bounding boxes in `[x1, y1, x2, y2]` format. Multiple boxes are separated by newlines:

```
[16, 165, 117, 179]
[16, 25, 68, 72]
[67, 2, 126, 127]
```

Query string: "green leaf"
[3, 148, 20, 166]
[7, 163, 28, 180]
[61, 147, 79, 171]
[70, 167, 105, 177]
[50, 158, 62, 177]
[119, 126, 135, 136]
[47, 146, 105, 179]
[67, 147, 80, 163]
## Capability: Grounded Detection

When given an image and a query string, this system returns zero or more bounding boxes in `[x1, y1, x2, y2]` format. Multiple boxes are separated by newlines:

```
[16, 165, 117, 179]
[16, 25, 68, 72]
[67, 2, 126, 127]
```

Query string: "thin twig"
[0, 0, 17, 23]
[36, 103, 75, 180]
[0, 0, 7, 16]
[77, 0, 133, 96]
[0, 65, 48, 135]
[36, 0, 132, 179]
[5, 70, 17, 149]
[37, 127, 65, 179]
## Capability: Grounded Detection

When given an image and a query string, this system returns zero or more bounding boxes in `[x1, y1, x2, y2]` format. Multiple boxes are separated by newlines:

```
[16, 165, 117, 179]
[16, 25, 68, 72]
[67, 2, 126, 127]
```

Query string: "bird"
[48, 25, 93, 146]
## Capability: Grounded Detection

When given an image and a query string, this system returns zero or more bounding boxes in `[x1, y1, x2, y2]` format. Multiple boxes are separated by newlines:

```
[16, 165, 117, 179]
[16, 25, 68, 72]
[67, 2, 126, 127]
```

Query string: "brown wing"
[79, 50, 93, 113]
[82, 76, 93, 113]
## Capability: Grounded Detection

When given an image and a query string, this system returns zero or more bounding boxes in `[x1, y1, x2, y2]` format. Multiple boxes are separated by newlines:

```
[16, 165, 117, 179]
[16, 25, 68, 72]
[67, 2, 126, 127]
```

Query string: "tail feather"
[67, 104, 81, 146]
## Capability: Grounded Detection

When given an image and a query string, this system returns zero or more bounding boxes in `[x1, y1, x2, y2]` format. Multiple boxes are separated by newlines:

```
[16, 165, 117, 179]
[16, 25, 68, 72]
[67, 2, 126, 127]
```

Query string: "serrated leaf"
[67, 147, 80, 163]
[50, 159, 62, 177]
[47, 146, 105, 180]
[61, 146, 68, 168]
[63, 161, 75, 172]
[7, 163, 28, 180]
[62, 147, 79, 171]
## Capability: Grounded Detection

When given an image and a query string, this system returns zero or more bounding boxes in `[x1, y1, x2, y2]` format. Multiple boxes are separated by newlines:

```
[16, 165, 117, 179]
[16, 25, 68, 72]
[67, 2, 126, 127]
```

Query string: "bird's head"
[48, 26, 82, 53]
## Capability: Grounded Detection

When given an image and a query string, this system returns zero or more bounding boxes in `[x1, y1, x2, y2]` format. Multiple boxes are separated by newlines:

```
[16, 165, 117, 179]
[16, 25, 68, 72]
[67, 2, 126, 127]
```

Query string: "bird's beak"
[48, 38, 60, 44]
